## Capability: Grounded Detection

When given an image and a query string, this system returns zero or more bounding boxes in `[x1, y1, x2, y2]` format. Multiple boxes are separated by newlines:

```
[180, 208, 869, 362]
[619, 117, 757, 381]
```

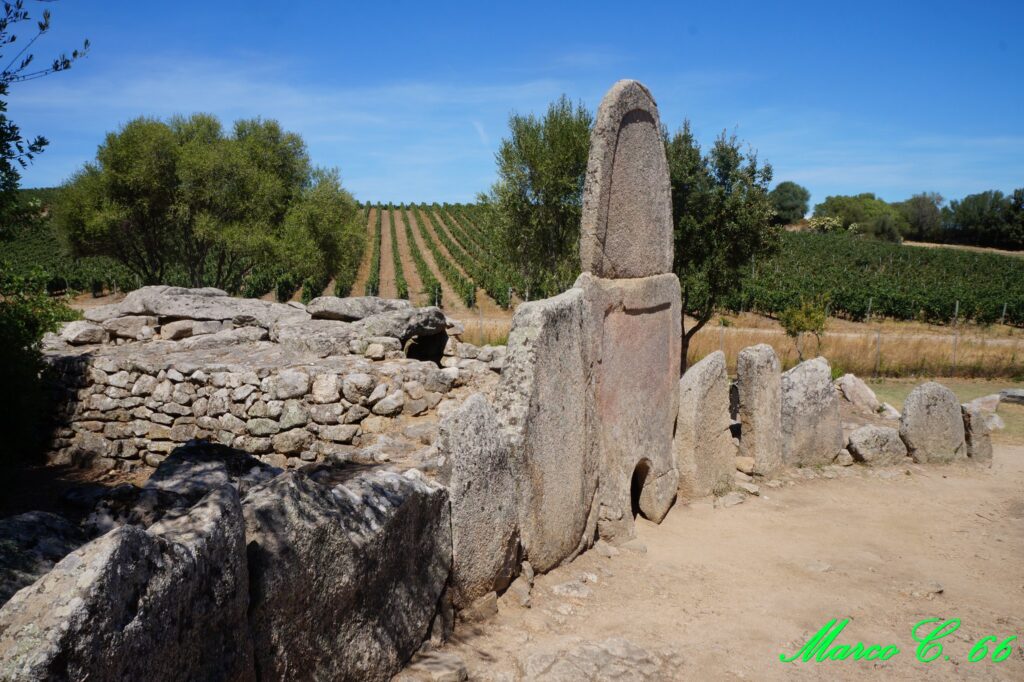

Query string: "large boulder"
[781, 357, 844, 467]
[493, 288, 596, 572]
[835, 373, 880, 413]
[102, 315, 157, 340]
[0, 512, 86, 608]
[242, 469, 450, 681]
[674, 351, 734, 499]
[734, 344, 783, 476]
[961, 404, 993, 463]
[847, 425, 908, 465]
[351, 306, 448, 345]
[899, 382, 967, 463]
[115, 285, 308, 328]
[270, 319, 355, 356]
[0, 486, 254, 682]
[1000, 388, 1024, 405]
[307, 296, 413, 321]
[438, 394, 519, 609]
[60, 320, 106, 346]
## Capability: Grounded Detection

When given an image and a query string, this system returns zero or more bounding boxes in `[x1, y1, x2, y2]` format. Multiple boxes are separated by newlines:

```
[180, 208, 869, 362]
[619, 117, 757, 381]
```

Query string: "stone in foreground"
[0, 487, 253, 682]
[961, 403, 993, 463]
[899, 382, 967, 463]
[438, 394, 520, 609]
[243, 469, 450, 681]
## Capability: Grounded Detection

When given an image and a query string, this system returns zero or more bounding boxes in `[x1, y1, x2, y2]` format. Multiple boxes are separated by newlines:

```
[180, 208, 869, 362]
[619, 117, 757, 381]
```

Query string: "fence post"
[1001, 302, 1007, 326]
[953, 299, 960, 327]
[952, 330, 959, 375]
[874, 331, 881, 378]
[866, 297, 873, 322]
[719, 326, 724, 354]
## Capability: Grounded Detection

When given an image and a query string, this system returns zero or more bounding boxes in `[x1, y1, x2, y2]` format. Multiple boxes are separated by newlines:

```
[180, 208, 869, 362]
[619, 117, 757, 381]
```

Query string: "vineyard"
[729, 232, 1024, 326]
[5, 191, 1024, 329]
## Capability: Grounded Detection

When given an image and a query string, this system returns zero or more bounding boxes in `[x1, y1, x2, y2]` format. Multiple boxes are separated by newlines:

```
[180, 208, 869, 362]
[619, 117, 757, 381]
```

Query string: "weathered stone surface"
[270, 319, 355, 356]
[781, 357, 843, 467]
[674, 351, 734, 499]
[274, 369, 310, 400]
[836, 373, 880, 413]
[1000, 388, 1024, 405]
[310, 372, 341, 403]
[0, 512, 86, 608]
[0, 486, 254, 682]
[966, 393, 1001, 413]
[518, 637, 682, 681]
[116, 285, 308, 327]
[159, 319, 194, 339]
[60, 320, 106, 345]
[962, 404, 993, 463]
[899, 382, 967, 463]
[307, 295, 413, 321]
[438, 394, 519, 609]
[352, 306, 448, 344]
[493, 288, 596, 572]
[847, 425, 908, 465]
[735, 344, 783, 476]
[243, 470, 450, 681]
[102, 315, 157, 340]
[579, 80, 672, 279]
[372, 390, 405, 416]
[578, 272, 680, 537]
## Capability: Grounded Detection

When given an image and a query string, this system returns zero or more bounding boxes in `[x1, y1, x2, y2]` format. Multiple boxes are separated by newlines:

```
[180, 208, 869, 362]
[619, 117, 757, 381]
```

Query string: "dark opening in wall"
[630, 459, 651, 519]
[405, 333, 447, 365]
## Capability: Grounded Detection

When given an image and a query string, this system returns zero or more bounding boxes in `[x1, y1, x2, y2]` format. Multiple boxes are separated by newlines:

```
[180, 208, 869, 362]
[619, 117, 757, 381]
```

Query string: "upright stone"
[579, 79, 673, 278]
[735, 344, 783, 476]
[961, 403, 993, 463]
[899, 382, 967, 463]
[493, 289, 596, 573]
[438, 394, 520, 609]
[781, 357, 844, 467]
[674, 351, 734, 499]
[577, 273, 680, 539]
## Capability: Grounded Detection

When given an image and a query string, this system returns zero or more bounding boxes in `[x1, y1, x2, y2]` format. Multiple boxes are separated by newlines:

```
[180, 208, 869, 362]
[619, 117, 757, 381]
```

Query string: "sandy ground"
[420, 444, 1024, 681]
[378, 209, 399, 300]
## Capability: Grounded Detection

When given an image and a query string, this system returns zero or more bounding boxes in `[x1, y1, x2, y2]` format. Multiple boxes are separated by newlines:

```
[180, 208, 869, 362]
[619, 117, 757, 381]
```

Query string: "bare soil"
[433, 442, 1024, 680]
[378, 209, 398, 300]
[350, 207, 378, 296]
[392, 208, 428, 307]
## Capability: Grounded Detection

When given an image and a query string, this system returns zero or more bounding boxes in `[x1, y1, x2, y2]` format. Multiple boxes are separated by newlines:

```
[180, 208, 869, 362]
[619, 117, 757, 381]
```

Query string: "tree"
[895, 192, 944, 241]
[778, 297, 827, 361]
[666, 122, 779, 369]
[813, 193, 907, 242]
[769, 181, 810, 225]
[1, 1, 88, 233]
[55, 114, 360, 292]
[943, 189, 1022, 249]
[483, 95, 593, 298]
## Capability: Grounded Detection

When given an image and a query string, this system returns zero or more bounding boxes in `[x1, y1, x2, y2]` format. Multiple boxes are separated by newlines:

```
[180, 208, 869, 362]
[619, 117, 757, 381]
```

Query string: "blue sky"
[8, 0, 1023, 206]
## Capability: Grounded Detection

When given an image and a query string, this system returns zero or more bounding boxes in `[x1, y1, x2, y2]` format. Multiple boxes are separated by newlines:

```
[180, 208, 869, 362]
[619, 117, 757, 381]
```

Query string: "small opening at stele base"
[631, 459, 651, 519]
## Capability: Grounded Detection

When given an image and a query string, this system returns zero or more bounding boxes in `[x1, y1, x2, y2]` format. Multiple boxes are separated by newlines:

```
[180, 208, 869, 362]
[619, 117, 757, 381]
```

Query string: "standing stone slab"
[243, 470, 450, 682]
[674, 351, 734, 499]
[961, 404, 993, 463]
[577, 272, 680, 540]
[781, 357, 844, 467]
[899, 382, 967, 463]
[493, 288, 596, 573]
[735, 344, 783, 476]
[438, 394, 520, 609]
[0, 486, 253, 682]
[579, 80, 673, 279]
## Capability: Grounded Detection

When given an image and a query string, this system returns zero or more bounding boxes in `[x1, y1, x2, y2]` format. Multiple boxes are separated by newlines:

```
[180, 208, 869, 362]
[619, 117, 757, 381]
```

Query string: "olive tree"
[666, 122, 779, 368]
[55, 114, 360, 292]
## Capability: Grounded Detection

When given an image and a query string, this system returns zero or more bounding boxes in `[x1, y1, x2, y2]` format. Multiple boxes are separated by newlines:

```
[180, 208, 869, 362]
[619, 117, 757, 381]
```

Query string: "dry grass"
[688, 323, 1024, 379]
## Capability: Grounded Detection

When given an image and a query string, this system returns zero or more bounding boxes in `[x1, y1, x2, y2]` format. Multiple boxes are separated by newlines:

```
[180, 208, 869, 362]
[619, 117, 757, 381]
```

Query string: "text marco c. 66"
[779, 618, 1018, 664]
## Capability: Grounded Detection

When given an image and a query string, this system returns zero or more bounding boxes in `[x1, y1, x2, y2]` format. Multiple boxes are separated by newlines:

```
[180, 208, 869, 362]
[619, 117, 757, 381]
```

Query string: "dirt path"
[421, 207, 510, 319]
[350, 207, 377, 296]
[425, 447, 1024, 680]
[405, 207, 474, 318]
[392, 208, 429, 307]
[377, 208, 398, 300]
